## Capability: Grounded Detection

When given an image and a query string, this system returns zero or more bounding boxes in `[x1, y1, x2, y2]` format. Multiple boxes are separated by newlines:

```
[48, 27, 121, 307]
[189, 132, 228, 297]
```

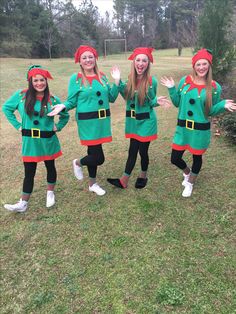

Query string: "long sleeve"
[118, 80, 127, 99]
[149, 76, 158, 107]
[108, 83, 119, 103]
[53, 96, 70, 131]
[168, 76, 186, 108]
[64, 73, 79, 111]
[209, 83, 226, 117]
[2, 90, 22, 130]
[102, 75, 119, 103]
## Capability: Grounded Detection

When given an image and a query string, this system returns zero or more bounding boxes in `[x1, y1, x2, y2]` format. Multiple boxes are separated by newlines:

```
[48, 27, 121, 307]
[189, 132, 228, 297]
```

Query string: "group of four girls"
[2, 45, 236, 212]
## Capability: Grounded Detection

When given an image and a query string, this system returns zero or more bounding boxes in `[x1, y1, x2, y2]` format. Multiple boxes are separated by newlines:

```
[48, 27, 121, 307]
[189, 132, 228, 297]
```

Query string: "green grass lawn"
[0, 49, 236, 313]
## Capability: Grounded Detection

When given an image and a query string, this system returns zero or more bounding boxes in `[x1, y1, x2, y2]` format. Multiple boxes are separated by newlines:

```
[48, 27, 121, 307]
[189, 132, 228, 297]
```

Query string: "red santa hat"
[27, 65, 53, 80]
[128, 47, 155, 63]
[192, 49, 213, 67]
[74, 45, 98, 63]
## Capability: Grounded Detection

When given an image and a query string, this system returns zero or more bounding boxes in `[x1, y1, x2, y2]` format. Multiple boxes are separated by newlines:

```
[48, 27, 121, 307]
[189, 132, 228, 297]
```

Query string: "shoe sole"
[89, 189, 106, 196]
[4, 205, 27, 213]
[46, 202, 55, 208]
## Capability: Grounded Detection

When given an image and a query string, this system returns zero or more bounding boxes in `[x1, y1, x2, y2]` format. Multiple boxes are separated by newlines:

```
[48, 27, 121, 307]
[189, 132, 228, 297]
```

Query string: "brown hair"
[192, 65, 213, 116]
[125, 61, 151, 105]
[25, 78, 49, 117]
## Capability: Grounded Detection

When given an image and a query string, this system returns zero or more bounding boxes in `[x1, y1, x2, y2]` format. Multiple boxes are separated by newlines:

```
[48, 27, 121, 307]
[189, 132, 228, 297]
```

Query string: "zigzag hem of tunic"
[22, 151, 62, 162]
[80, 136, 112, 146]
[172, 143, 207, 155]
[125, 134, 157, 142]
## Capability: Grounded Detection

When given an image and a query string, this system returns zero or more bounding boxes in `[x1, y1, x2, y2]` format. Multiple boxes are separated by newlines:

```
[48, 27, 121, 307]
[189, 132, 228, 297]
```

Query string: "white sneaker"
[182, 182, 193, 197]
[182, 172, 190, 186]
[46, 191, 55, 207]
[4, 199, 28, 213]
[73, 159, 83, 180]
[89, 183, 106, 196]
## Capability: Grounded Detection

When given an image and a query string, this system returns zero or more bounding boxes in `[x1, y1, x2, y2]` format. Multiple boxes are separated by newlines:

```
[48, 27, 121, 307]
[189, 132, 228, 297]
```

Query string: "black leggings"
[125, 139, 150, 175]
[80, 144, 105, 178]
[23, 160, 57, 194]
[171, 149, 203, 175]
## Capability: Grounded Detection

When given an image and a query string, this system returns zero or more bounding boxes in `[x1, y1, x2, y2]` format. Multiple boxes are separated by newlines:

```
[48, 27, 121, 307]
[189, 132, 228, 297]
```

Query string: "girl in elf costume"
[48, 45, 120, 196]
[161, 48, 236, 197]
[2, 65, 69, 212]
[107, 47, 170, 189]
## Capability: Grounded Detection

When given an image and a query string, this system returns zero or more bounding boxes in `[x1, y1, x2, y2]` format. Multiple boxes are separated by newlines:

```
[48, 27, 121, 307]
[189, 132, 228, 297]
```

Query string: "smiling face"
[80, 51, 96, 74]
[134, 54, 149, 77]
[194, 59, 210, 79]
[32, 74, 47, 94]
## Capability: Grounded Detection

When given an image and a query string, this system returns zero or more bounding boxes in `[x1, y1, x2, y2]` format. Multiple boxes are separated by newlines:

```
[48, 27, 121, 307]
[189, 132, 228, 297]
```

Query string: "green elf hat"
[27, 65, 53, 80]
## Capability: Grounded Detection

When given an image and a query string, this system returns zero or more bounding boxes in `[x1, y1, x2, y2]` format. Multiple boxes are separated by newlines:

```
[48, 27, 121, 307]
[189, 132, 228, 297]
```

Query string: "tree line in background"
[0, 0, 235, 140]
[1, 1, 235, 66]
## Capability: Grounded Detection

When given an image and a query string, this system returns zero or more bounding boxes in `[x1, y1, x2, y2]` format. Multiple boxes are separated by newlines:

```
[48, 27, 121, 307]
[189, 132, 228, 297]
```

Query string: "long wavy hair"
[193, 64, 213, 116]
[125, 60, 151, 105]
[25, 78, 50, 117]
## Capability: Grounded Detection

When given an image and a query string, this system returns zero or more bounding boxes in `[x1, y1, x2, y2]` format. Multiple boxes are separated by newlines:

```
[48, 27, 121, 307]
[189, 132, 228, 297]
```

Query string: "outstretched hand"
[225, 100, 236, 112]
[160, 76, 175, 88]
[111, 66, 121, 82]
[47, 104, 66, 116]
[157, 96, 172, 108]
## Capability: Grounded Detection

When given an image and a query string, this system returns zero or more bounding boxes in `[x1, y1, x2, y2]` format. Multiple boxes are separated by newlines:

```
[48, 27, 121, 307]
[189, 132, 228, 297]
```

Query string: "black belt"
[22, 129, 55, 138]
[177, 119, 210, 130]
[78, 109, 110, 120]
[126, 110, 150, 120]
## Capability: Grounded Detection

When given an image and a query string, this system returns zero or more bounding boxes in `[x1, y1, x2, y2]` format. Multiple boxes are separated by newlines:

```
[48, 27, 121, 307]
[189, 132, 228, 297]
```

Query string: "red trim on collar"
[20, 90, 53, 105]
[76, 72, 105, 86]
[183, 75, 217, 95]
[20, 89, 28, 95]
[76, 72, 83, 80]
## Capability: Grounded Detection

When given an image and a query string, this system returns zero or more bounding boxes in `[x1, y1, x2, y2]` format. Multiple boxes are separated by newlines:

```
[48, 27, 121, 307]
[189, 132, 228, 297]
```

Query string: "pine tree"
[197, 0, 235, 79]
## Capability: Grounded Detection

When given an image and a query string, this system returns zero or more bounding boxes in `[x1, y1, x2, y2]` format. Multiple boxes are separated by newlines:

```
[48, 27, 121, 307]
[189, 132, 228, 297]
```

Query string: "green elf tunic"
[64, 72, 119, 146]
[2, 89, 69, 162]
[168, 75, 226, 155]
[119, 76, 158, 142]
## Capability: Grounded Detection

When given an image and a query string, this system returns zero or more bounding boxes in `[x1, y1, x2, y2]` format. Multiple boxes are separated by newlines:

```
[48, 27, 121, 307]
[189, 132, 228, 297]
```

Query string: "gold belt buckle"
[31, 128, 40, 138]
[186, 120, 194, 130]
[131, 110, 136, 118]
[98, 109, 106, 119]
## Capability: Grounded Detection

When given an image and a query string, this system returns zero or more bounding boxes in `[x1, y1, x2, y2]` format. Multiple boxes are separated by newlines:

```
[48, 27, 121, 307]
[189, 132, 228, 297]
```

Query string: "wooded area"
[1, 0, 235, 62]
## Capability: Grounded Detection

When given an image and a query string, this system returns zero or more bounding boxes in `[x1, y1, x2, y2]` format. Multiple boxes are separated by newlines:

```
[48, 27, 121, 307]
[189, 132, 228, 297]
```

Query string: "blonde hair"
[193, 65, 213, 116]
[125, 61, 151, 106]
[79, 60, 102, 86]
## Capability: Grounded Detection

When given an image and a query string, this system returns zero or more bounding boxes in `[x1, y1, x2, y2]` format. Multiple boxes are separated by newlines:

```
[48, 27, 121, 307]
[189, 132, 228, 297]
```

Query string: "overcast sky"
[72, 0, 114, 16]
